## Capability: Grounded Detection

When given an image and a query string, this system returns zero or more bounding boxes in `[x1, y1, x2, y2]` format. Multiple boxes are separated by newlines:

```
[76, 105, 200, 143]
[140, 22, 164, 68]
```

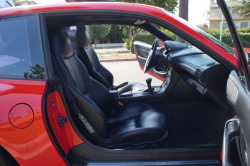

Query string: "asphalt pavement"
[101, 61, 163, 87]
[94, 47, 128, 53]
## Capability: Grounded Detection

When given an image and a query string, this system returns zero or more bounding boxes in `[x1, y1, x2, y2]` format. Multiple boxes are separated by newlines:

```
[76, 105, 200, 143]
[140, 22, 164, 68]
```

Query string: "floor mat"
[153, 101, 233, 148]
[171, 109, 219, 125]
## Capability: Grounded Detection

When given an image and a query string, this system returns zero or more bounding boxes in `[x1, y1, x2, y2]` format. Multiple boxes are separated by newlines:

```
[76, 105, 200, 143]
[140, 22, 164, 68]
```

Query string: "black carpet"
[152, 101, 234, 148]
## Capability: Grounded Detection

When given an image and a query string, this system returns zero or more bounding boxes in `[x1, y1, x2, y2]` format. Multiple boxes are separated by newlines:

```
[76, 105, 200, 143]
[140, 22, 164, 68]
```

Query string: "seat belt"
[52, 55, 106, 147]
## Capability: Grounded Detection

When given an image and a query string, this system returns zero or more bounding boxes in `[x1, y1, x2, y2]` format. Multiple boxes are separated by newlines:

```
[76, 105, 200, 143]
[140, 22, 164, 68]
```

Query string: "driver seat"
[75, 23, 148, 94]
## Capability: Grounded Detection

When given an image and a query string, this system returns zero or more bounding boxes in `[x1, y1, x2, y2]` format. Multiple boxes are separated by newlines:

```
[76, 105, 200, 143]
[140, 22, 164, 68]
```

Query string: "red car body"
[245, 48, 250, 55]
[0, 2, 240, 165]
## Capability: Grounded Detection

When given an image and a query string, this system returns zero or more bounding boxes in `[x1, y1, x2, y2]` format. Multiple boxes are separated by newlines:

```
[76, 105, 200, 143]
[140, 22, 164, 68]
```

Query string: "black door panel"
[224, 70, 250, 166]
[134, 41, 166, 81]
[137, 47, 150, 58]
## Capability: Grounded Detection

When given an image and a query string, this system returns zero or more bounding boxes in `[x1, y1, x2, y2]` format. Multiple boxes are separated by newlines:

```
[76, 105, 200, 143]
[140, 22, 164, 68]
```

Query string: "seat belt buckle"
[118, 102, 123, 106]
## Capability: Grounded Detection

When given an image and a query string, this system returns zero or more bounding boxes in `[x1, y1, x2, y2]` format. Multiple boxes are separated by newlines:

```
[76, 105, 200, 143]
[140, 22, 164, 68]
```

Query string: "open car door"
[218, 0, 250, 165]
[134, 41, 166, 81]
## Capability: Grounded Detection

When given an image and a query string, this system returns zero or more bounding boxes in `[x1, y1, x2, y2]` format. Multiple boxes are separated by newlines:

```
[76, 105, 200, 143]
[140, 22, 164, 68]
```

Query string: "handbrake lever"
[111, 82, 128, 90]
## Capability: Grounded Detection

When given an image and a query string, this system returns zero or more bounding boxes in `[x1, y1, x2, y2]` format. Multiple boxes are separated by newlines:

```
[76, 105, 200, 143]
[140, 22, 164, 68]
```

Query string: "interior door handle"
[223, 117, 240, 166]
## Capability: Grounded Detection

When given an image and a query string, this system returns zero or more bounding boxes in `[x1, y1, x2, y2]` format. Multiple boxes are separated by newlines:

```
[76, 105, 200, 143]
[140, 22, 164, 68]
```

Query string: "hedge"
[124, 27, 250, 53]
[224, 27, 250, 33]
[238, 33, 250, 48]
[123, 38, 131, 51]
[206, 31, 250, 48]
[206, 28, 250, 48]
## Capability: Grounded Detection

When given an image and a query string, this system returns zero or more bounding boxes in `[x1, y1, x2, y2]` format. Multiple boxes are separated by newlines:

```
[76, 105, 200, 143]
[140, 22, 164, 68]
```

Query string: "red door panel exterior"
[0, 79, 66, 166]
[47, 91, 84, 154]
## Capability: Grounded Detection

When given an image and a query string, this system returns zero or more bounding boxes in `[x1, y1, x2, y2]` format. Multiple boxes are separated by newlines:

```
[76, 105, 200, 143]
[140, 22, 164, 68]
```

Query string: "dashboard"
[163, 41, 228, 95]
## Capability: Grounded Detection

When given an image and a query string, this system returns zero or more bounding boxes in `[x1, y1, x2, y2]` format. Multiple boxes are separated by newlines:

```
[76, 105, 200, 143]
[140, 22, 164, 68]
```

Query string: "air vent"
[196, 69, 202, 78]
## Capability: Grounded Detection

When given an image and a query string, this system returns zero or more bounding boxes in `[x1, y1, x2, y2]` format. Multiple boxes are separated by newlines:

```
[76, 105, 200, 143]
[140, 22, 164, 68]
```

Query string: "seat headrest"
[48, 28, 73, 59]
[76, 23, 91, 48]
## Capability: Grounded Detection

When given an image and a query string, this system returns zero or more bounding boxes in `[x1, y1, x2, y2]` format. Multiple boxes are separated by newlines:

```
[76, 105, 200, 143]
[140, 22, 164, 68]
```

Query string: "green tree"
[176, 0, 189, 43]
[87, 25, 111, 46]
[118, 0, 178, 40]
[118, 0, 177, 12]
[234, 0, 250, 18]
[107, 25, 125, 43]
[24, 64, 45, 79]
[178, 0, 189, 21]
[13, 0, 37, 6]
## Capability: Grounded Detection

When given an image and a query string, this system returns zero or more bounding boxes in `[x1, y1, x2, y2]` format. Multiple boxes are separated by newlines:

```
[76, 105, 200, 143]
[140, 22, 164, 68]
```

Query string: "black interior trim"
[67, 144, 221, 163]
[0, 13, 38, 19]
[87, 160, 221, 166]
[41, 10, 229, 162]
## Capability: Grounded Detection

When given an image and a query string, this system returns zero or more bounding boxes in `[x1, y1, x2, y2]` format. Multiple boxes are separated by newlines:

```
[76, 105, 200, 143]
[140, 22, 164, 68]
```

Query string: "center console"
[110, 67, 173, 99]
[153, 67, 172, 94]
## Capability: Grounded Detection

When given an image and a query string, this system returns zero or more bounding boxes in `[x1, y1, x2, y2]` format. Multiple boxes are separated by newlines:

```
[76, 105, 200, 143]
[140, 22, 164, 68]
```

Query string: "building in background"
[209, 0, 250, 29]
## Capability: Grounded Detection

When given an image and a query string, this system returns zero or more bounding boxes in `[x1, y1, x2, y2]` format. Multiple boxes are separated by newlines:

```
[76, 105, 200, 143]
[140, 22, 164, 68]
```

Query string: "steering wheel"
[144, 39, 158, 73]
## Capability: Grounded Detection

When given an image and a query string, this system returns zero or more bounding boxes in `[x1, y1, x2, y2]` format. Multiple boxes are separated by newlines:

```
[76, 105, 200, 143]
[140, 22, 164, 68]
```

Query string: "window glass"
[65, 26, 77, 51]
[232, 10, 239, 14]
[164, 10, 235, 56]
[222, 22, 228, 29]
[0, 16, 46, 79]
[235, 22, 240, 28]
[150, 22, 191, 46]
[240, 22, 248, 28]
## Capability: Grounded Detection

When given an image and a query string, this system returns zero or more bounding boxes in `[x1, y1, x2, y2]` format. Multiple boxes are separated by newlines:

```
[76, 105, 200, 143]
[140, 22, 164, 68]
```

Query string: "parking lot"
[101, 61, 163, 87]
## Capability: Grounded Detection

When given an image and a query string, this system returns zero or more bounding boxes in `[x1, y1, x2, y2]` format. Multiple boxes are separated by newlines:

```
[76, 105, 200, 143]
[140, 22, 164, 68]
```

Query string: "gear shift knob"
[146, 78, 152, 92]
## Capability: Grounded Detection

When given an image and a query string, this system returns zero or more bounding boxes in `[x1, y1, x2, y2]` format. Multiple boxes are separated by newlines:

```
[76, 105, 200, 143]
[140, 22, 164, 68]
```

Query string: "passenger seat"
[75, 23, 148, 94]
[49, 28, 167, 149]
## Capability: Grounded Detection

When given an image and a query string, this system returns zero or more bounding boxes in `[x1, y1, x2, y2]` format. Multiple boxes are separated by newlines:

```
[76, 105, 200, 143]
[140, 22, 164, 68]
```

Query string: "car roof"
[0, 1, 162, 18]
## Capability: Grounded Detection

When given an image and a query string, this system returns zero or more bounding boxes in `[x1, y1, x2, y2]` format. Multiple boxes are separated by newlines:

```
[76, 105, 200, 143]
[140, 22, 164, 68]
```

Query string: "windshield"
[163, 9, 235, 57]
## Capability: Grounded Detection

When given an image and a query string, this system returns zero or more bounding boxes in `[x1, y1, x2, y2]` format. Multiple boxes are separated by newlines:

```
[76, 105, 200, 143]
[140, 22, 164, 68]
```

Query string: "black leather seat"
[49, 28, 167, 148]
[75, 23, 148, 94]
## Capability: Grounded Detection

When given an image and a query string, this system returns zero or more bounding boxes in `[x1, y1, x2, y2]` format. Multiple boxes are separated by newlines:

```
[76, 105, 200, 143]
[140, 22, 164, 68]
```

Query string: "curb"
[99, 58, 137, 62]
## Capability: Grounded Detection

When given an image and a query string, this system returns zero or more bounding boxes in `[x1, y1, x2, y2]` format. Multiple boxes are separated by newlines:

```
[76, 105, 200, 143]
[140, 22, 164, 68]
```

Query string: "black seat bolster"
[105, 103, 166, 146]
[69, 85, 108, 138]
[77, 47, 112, 89]
[84, 46, 114, 87]
[105, 127, 166, 146]
[138, 110, 166, 129]
[108, 102, 154, 124]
